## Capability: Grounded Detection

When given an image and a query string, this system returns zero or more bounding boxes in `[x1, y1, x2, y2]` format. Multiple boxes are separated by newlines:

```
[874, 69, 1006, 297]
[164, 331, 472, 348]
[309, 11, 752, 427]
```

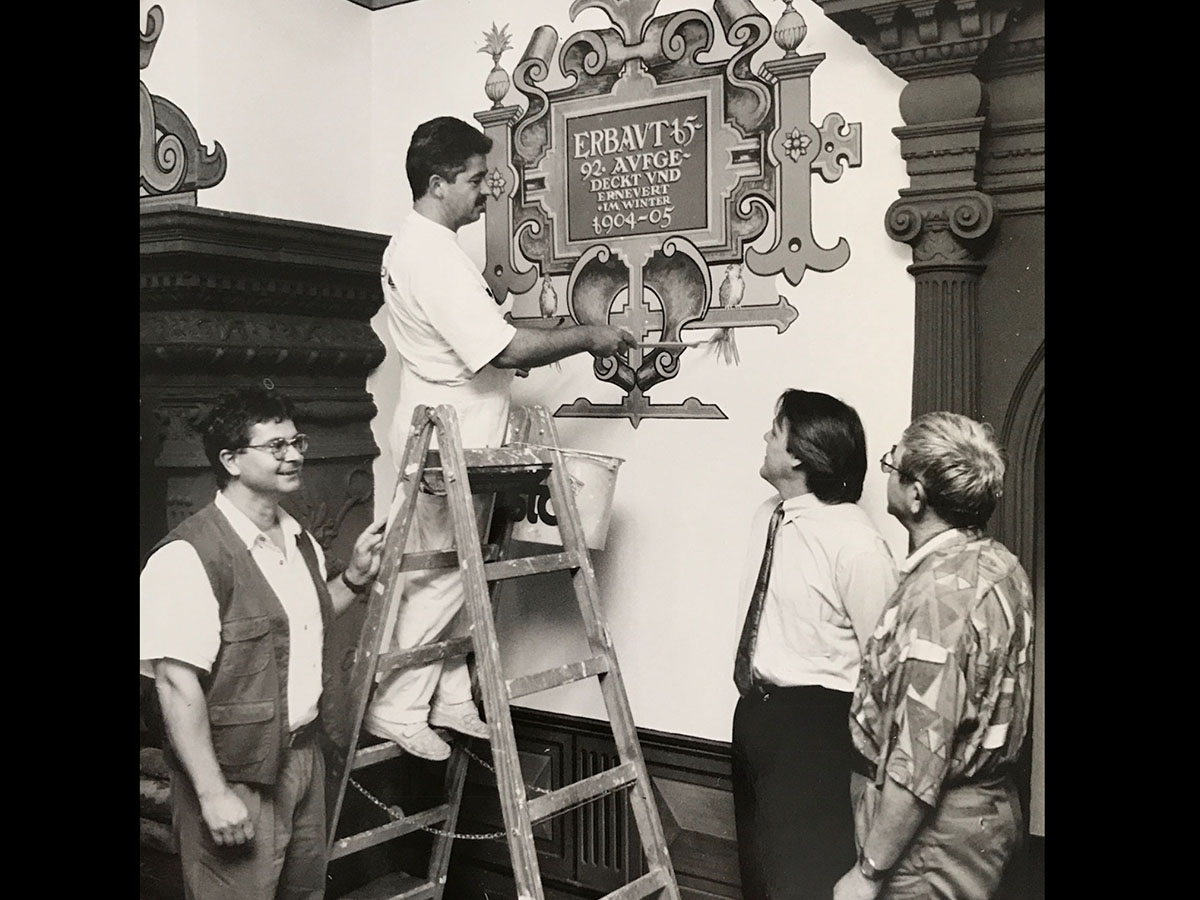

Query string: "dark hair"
[900, 411, 1005, 528]
[200, 387, 296, 488]
[774, 389, 867, 504]
[406, 116, 493, 199]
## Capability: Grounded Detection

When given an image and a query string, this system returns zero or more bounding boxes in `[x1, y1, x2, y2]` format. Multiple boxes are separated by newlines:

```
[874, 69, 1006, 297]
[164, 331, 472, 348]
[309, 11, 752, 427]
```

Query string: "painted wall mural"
[140, 5, 227, 205]
[475, 0, 861, 426]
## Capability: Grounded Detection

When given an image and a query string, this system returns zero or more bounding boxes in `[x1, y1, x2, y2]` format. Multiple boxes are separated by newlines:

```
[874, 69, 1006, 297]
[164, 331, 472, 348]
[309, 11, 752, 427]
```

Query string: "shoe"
[363, 715, 451, 761]
[429, 702, 491, 740]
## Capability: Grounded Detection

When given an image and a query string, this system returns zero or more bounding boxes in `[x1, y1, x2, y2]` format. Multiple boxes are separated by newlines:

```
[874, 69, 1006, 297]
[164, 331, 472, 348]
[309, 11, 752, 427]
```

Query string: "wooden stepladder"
[326, 404, 680, 900]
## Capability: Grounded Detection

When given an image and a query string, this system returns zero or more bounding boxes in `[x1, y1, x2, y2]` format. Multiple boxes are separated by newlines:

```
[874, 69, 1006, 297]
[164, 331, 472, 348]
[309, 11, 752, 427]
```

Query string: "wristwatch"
[341, 570, 370, 594]
[857, 849, 891, 882]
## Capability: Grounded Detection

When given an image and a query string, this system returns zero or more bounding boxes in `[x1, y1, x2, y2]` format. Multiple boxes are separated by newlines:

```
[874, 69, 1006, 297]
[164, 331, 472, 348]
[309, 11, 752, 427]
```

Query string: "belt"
[742, 681, 851, 701]
[287, 720, 319, 749]
[849, 752, 1012, 786]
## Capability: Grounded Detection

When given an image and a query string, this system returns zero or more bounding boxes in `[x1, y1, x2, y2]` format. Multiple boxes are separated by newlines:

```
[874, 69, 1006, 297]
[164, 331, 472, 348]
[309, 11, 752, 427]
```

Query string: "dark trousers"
[732, 685, 856, 900]
[169, 732, 327, 900]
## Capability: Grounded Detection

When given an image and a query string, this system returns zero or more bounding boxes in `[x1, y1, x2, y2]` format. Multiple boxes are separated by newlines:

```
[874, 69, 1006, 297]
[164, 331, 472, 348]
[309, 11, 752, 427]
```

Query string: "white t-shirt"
[139, 492, 327, 732]
[737, 493, 899, 692]
[381, 212, 517, 454]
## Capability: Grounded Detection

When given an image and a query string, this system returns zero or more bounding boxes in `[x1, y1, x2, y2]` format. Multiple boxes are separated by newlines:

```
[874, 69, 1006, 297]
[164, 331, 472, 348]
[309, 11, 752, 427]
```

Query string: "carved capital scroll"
[885, 191, 995, 267]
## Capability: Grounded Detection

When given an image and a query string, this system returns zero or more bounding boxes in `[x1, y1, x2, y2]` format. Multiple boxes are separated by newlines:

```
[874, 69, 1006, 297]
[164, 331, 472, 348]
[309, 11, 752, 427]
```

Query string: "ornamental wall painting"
[475, 0, 861, 426]
[140, 4, 227, 206]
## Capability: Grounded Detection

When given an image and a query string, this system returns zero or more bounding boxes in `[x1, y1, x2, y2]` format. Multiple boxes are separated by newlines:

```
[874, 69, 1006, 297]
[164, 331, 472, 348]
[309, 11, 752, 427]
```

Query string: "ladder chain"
[347, 746, 628, 841]
[348, 773, 506, 841]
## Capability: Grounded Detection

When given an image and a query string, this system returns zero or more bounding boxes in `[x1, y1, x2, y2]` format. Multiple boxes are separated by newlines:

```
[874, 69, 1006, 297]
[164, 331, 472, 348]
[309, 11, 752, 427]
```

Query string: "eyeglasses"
[879, 445, 912, 480]
[239, 434, 308, 460]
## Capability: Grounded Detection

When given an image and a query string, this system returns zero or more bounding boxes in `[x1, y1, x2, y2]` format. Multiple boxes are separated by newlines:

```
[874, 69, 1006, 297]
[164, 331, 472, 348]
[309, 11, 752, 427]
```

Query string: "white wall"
[140, 0, 374, 230]
[141, 0, 912, 743]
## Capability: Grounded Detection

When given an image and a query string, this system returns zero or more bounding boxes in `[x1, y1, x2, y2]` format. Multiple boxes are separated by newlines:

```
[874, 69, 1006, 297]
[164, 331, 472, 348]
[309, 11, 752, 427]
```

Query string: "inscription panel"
[566, 96, 708, 242]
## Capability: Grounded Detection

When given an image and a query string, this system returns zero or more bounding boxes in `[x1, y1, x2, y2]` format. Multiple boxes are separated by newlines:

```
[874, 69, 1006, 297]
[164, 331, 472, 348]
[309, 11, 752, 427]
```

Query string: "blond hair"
[901, 412, 1005, 528]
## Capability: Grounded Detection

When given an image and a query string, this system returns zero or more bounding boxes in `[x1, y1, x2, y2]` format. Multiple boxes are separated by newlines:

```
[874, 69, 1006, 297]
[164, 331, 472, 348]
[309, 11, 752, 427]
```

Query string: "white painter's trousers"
[366, 480, 491, 727]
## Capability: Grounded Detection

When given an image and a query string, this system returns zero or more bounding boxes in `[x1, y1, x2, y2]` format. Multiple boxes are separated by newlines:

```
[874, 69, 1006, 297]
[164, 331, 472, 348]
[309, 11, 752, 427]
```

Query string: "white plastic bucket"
[509, 447, 623, 550]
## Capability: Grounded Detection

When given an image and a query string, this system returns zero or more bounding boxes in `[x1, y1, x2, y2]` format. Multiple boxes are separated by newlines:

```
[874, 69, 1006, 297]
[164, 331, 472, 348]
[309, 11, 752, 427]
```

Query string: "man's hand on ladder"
[348, 516, 388, 582]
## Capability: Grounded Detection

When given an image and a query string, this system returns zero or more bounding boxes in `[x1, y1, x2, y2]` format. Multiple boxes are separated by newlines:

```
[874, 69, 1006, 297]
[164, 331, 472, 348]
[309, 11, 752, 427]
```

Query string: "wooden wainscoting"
[446, 708, 740, 900]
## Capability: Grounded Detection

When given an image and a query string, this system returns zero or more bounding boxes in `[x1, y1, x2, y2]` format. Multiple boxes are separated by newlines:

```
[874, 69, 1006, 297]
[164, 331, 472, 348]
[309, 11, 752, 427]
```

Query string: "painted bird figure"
[539, 274, 558, 318]
[707, 263, 745, 365]
[539, 275, 562, 371]
[718, 263, 745, 308]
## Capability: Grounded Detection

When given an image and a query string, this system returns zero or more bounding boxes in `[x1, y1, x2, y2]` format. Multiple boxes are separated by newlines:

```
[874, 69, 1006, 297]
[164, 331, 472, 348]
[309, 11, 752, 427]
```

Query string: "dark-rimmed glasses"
[879, 444, 911, 480]
[239, 434, 308, 460]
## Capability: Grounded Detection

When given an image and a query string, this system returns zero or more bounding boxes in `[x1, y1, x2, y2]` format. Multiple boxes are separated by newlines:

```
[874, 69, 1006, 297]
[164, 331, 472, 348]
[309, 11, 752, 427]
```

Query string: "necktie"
[733, 502, 785, 695]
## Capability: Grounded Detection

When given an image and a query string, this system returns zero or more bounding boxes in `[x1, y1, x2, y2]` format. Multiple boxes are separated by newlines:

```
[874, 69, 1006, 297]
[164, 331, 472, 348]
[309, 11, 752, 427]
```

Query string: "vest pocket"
[209, 699, 274, 766]
[217, 615, 272, 676]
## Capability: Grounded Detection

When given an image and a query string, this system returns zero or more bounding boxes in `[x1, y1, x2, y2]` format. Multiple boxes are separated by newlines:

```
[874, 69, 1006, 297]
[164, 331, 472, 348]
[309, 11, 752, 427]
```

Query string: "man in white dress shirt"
[140, 387, 386, 900]
[365, 117, 637, 760]
[731, 389, 899, 900]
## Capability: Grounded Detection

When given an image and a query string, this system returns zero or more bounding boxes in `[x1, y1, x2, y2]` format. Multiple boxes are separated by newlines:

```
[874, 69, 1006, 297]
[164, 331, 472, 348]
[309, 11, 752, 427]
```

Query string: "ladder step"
[600, 869, 671, 900]
[483, 550, 581, 581]
[420, 446, 552, 494]
[400, 543, 501, 572]
[526, 762, 639, 825]
[350, 740, 405, 770]
[330, 803, 455, 860]
[506, 655, 611, 700]
[351, 726, 457, 770]
[335, 870, 435, 900]
[377, 636, 474, 678]
[426, 445, 552, 470]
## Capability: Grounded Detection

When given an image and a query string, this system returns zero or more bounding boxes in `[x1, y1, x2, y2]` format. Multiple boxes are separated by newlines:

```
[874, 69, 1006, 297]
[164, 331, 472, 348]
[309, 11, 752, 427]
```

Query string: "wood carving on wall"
[139, 207, 389, 573]
[476, 0, 862, 426]
[813, 0, 1037, 420]
[995, 339, 1043, 576]
[140, 5, 227, 206]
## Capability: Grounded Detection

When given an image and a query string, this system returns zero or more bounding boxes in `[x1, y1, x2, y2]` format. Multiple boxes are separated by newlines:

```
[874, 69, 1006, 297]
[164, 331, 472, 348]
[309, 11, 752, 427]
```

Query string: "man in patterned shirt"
[834, 412, 1034, 900]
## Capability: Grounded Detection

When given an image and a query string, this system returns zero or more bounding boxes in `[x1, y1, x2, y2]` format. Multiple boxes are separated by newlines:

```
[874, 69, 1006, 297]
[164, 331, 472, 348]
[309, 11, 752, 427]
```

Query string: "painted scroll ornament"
[139, 5, 227, 204]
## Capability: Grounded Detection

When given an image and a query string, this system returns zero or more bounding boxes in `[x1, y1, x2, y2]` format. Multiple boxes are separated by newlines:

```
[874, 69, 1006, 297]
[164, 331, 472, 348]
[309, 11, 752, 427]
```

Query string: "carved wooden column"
[815, 0, 1020, 418]
[884, 74, 995, 419]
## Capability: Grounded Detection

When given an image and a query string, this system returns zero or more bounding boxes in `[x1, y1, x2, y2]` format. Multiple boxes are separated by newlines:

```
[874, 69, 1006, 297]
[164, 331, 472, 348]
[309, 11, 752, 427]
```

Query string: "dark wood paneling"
[447, 708, 740, 900]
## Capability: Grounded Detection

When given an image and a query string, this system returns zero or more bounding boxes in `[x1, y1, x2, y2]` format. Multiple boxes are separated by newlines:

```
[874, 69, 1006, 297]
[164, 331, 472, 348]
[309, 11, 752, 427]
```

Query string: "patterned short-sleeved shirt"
[849, 528, 1034, 807]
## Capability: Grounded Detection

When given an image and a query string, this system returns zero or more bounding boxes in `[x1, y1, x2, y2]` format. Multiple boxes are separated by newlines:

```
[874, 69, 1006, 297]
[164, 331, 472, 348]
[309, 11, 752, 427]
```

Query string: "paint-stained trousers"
[851, 771, 1024, 900]
[169, 732, 326, 900]
[732, 684, 857, 900]
[368, 484, 491, 727]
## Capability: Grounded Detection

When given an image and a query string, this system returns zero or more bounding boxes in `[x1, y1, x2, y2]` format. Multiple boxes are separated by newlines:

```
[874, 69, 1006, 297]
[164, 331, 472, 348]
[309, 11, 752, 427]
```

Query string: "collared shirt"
[139, 492, 327, 731]
[381, 212, 517, 453]
[849, 528, 1034, 806]
[738, 493, 899, 692]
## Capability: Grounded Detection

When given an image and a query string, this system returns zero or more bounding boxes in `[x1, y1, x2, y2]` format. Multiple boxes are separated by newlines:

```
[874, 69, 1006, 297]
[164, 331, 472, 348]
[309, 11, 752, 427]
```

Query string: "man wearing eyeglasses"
[139, 387, 387, 900]
[833, 412, 1034, 900]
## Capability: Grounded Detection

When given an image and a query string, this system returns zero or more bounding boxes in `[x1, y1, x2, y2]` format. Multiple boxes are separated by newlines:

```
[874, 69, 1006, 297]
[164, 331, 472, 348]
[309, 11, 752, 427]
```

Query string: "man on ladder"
[369, 116, 636, 760]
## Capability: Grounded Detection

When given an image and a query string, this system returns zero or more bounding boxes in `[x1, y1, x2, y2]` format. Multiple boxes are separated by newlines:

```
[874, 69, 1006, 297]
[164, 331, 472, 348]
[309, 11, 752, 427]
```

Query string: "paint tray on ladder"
[508, 446, 623, 550]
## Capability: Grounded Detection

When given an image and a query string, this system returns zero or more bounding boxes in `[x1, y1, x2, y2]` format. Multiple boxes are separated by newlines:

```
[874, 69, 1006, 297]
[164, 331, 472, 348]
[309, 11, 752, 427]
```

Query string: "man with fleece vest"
[140, 387, 386, 900]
